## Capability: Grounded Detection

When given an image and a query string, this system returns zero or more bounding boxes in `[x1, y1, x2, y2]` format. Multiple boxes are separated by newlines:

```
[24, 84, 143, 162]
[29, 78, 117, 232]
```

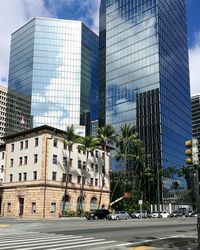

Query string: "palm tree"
[97, 124, 115, 209]
[61, 125, 79, 215]
[77, 135, 99, 215]
[110, 124, 141, 206]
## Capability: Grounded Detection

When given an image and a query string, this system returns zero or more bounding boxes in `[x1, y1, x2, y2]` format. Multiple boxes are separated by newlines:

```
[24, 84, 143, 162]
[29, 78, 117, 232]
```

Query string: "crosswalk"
[0, 231, 132, 249]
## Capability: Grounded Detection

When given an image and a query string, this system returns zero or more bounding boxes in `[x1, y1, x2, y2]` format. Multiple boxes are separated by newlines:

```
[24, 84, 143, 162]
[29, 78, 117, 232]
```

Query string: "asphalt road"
[0, 217, 197, 249]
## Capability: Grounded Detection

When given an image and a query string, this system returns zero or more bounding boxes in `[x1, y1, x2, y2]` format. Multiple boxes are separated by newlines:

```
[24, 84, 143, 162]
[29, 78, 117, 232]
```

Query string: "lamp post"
[194, 167, 200, 247]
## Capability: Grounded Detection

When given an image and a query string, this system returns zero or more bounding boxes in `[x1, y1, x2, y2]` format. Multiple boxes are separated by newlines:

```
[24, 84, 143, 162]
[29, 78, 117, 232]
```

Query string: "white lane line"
[0, 235, 79, 244]
[8, 239, 107, 250]
[48, 240, 117, 249]
[116, 242, 134, 247]
[0, 237, 96, 250]
[131, 235, 188, 246]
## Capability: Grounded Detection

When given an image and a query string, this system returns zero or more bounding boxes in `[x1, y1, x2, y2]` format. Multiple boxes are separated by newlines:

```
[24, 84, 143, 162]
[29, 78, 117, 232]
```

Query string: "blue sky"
[0, 0, 199, 94]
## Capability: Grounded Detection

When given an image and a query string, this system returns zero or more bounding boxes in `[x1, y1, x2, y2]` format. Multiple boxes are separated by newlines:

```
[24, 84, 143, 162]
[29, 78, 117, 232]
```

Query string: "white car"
[151, 211, 170, 218]
[107, 211, 130, 220]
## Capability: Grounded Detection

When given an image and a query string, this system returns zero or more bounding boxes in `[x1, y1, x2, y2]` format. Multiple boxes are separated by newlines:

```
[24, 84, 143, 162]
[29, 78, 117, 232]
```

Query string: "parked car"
[185, 210, 194, 217]
[151, 211, 170, 218]
[170, 210, 183, 218]
[107, 211, 131, 220]
[131, 210, 147, 218]
[86, 209, 110, 220]
[191, 211, 197, 217]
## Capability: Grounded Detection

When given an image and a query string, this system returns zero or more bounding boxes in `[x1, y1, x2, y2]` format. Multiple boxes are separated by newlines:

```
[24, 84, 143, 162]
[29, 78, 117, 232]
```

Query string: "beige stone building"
[0, 125, 110, 218]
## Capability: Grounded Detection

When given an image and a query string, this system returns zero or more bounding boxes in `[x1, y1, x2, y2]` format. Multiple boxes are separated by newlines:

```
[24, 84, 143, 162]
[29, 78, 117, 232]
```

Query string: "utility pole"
[185, 139, 199, 247]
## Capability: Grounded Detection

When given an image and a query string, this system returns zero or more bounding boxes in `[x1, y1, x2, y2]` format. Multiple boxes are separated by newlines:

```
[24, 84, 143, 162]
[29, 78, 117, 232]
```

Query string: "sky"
[0, 0, 199, 95]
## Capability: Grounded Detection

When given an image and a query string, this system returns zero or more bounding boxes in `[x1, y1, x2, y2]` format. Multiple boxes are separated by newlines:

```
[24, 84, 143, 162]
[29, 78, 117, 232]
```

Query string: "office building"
[0, 125, 110, 218]
[100, 0, 191, 195]
[191, 94, 200, 160]
[0, 85, 30, 142]
[7, 17, 99, 135]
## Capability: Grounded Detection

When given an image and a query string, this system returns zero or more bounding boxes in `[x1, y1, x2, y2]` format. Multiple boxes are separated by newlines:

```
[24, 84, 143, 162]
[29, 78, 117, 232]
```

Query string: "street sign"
[139, 200, 143, 205]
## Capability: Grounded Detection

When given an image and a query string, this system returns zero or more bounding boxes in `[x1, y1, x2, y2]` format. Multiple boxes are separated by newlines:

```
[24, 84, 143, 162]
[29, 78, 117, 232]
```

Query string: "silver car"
[107, 211, 131, 220]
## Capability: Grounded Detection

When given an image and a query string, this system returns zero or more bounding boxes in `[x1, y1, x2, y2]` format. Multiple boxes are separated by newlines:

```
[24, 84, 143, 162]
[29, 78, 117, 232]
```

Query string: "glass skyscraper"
[7, 17, 99, 134]
[100, 0, 191, 191]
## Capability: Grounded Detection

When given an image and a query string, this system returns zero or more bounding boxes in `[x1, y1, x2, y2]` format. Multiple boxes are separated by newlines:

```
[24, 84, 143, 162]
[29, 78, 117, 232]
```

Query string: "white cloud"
[0, 0, 53, 85]
[0, 0, 100, 86]
[189, 31, 200, 95]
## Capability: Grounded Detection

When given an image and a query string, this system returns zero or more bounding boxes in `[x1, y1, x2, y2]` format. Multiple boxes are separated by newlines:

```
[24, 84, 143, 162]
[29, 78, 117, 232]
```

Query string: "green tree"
[60, 125, 79, 215]
[97, 124, 115, 209]
[77, 135, 99, 215]
[110, 124, 142, 207]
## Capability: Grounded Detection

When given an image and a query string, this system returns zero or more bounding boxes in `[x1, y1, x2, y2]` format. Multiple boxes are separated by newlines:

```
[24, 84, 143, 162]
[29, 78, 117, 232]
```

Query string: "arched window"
[90, 197, 97, 211]
[62, 195, 71, 214]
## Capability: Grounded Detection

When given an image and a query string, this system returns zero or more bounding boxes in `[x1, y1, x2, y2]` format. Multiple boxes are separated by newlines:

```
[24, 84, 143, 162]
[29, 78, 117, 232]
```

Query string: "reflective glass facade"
[7, 18, 99, 133]
[100, 0, 191, 189]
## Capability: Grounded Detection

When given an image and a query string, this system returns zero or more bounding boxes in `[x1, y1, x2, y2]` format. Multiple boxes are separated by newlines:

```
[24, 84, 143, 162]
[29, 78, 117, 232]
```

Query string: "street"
[0, 217, 197, 249]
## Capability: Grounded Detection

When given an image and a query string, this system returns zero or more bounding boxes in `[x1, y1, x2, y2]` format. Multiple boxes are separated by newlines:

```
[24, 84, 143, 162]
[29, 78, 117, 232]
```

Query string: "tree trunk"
[98, 144, 106, 209]
[62, 150, 71, 215]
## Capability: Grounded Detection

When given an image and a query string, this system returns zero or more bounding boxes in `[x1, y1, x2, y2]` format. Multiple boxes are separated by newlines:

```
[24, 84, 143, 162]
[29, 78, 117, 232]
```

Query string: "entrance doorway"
[19, 197, 24, 217]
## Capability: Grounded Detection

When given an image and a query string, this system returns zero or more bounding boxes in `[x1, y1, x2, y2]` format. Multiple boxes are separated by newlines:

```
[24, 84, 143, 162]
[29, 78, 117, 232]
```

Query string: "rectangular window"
[91, 163, 94, 171]
[11, 143, 14, 152]
[95, 178, 98, 186]
[34, 154, 38, 163]
[32, 202, 36, 213]
[53, 155, 57, 164]
[2, 152, 4, 159]
[20, 141, 23, 150]
[25, 140, 28, 149]
[63, 157, 67, 166]
[95, 164, 98, 172]
[10, 159, 14, 168]
[90, 151, 94, 157]
[19, 157, 23, 166]
[18, 173, 22, 182]
[78, 160, 81, 169]
[10, 174, 13, 182]
[53, 139, 57, 147]
[83, 150, 86, 155]
[83, 161, 86, 170]
[50, 203, 56, 213]
[102, 152, 105, 159]
[52, 171, 57, 181]
[70, 158, 73, 166]
[95, 150, 98, 158]
[0, 165, 4, 173]
[33, 171, 37, 180]
[77, 176, 81, 184]
[0, 179, 3, 186]
[35, 138, 39, 147]
[24, 156, 27, 165]
[78, 148, 81, 153]
[24, 172, 27, 181]
[90, 178, 93, 185]
[8, 203, 11, 213]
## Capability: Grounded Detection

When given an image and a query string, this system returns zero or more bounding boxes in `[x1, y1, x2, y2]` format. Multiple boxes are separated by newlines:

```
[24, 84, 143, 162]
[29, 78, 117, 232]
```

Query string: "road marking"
[0, 235, 81, 244]
[0, 224, 9, 228]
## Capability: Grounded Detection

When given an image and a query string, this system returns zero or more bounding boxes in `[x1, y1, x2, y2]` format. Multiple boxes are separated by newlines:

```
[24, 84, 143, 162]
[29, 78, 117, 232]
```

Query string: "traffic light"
[185, 139, 199, 166]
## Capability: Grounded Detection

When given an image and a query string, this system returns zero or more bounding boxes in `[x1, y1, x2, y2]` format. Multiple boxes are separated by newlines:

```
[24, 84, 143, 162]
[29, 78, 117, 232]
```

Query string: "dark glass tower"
[7, 17, 99, 135]
[100, 0, 191, 192]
